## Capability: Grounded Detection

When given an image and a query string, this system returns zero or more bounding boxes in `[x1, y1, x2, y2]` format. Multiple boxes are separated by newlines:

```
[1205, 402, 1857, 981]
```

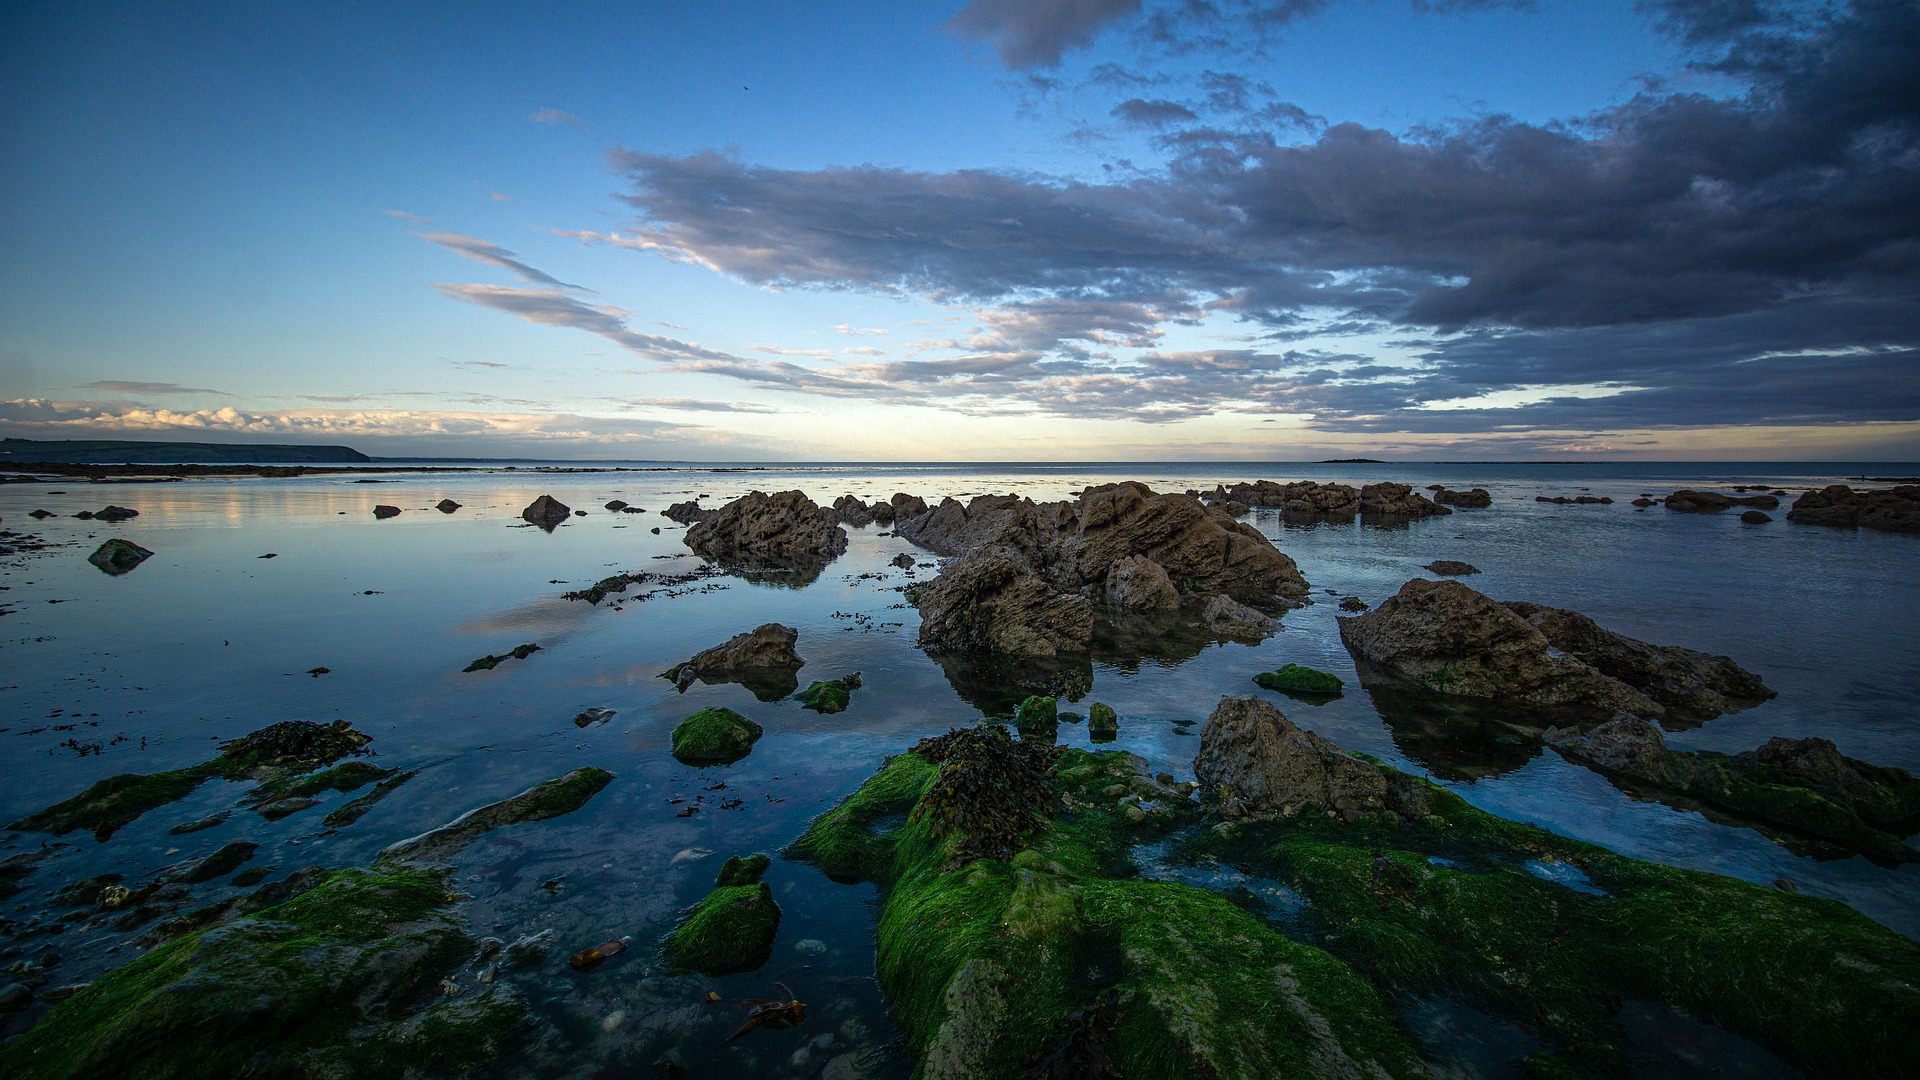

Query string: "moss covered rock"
[795, 672, 861, 713]
[1252, 663, 1344, 696]
[1087, 702, 1118, 741]
[662, 881, 781, 975]
[669, 707, 763, 765]
[1014, 695, 1058, 734]
[715, 852, 771, 887]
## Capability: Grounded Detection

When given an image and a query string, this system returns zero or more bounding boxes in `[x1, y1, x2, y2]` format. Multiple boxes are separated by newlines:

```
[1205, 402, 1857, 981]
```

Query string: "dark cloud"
[1112, 98, 1200, 127]
[422, 233, 581, 290]
[946, 0, 1144, 69]
[86, 380, 227, 395]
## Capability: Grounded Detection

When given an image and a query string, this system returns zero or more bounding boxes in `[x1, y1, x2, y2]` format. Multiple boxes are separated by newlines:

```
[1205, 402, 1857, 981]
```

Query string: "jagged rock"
[869, 500, 896, 525]
[1359, 482, 1451, 516]
[1665, 490, 1777, 514]
[1432, 487, 1492, 508]
[914, 545, 1092, 658]
[832, 494, 873, 526]
[1216, 480, 1360, 515]
[88, 538, 153, 575]
[1423, 560, 1480, 576]
[1104, 554, 1179, 611]
[1787, 485, 1920, 532]
[29, 509, 55, 519]
[379, 768, 613, 864]
[889, 493, 928, 521]
[1341, 580, 1772, 721]
[93, 505, 139, 522]
[683, 490, 848, 565]
[1202, 594, 1272, 640]
[372, 505, 402, 519]
[891, 552, 916, 570]
[520, 495, 571, 530]
[434, 499, 461, 513]
[661, 623, 805, 701]
[1741, 510, 1773, 523]
[662, 500, 712, 525]
[603, 499, 629, 511]
[1547, 717, 1920, 863]
[1194, 696, 1423, 822]
[1338, 596, 1369, 612]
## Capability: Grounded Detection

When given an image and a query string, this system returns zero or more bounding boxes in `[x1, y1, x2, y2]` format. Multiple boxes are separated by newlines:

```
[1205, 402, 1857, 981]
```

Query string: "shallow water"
[1, 461, 1915, 1075]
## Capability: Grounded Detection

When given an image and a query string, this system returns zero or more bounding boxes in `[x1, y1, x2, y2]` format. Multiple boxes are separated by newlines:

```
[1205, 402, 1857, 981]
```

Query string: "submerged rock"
[684, 489, 848, 566]
[378, 767, 613, 864]
[520, 494, 571, 530]
[1432, 487, 1492, 508]
[86, 538, 152, 575]
[435, 499, 461, 513]
[1787, 484, 1920, 532]
[795, 673, 862, 714]
[1338, 579, 1771, 721]
[1548, 717, 1920, 863]
[1422, 560, 1479, 576]
[1252, 664, 1343, 696]
[661, 622, 805, 701]
[463, 642, 540, 672]
[662, 881, 781, 975]
[670, 707, 763, 765]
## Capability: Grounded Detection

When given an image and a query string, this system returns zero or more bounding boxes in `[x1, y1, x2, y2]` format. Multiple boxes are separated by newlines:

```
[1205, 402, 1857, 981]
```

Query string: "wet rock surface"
[1339, 579, 1771, 721]
[1200, 594, 1272, 640]
[1431, 486, 1491, 507]
[911, 544, 1093, 658]
[670, 707, 764, 766]
[1422, 560, 1479, 576]
[1194, 695, 1417, 822]
[1788, 484, 1920, 531]
[520, 494, 572, 529]
[378, 767, 613, 864]
[86, 539, 152, 575]
[661, 622, 805, 701]
[683, 489, 848, 567]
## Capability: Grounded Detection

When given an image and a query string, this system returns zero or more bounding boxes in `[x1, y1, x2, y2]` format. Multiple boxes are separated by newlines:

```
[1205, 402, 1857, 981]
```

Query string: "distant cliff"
[0, 438, 372, 465]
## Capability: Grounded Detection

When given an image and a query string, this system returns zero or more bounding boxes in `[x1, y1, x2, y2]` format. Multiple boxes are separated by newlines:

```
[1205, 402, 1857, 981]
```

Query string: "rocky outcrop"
[1741, 510, 1773, 523]
[662, 499, 712, 525]
[378, 768, 613, 864]
[832, 494, 873, 526]
[434, 499, 461, 513]
[661, 623, 805, 701]
[1211, 480, 1449, 519]
[1358, 482, 1450, 516]
[1201, 594, 1272, 640]
[520, 495, 571, 530]
[1194, 696, 1425, 822]
[92, 505, 139, 522]
[1339, 579, 1771, 721]
[1423, 560, 1479, 576]
[1104, 554, 1179, 611]
[913, 545, 1092, 658]
[1548, 717, 1920, 863]
[683, 489, 848, 565]
[372, 504, 401, 519]
[1787, 485, 1920, 532]
[87, 538, 152, 575]
[1664, 490, 1778, 514]
[1432, 487, 1492, 508]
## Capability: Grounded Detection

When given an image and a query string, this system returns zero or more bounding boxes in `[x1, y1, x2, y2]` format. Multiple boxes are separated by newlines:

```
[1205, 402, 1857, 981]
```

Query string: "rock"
[1252, 664, 1343, 696]
[0, 983, 30, 1011]
[1741, 510, 1773, 523]
[1630, 498, 1656, 507]
[1338, 596, 1369, 612]
[87, 538, 153, 575]
[796, 673, 861, 714]
[670, 708, 763, 765]
[663, 881, 781, 975]
[891, 552, 916, 570]
[162, 841, 259, 884]
[573, 707, 616, 728]
[463, 643, 540, 672]
[661, 623, 805, 701]
[832, 494, 873, 527]
[1201, 594, 1273, 640]
[372, 504, 402, 519]
[889, 493, 929, 521]
[520, 495, 571, 530]
[1015, 695, 1059, 734]
[435, 499, 461, 513]
[93, 505, 139, 522]
[869, 500, 896, 525]
[604, 499, 629, 511]
[1423, 560, 1479, 576]
[28, 509, 55, 519]
[1787, 485, 1920, 532]
[913, 544, 1093, 658]
[1104, 554, 1179, 611]
[1500, 599, 1774, 718]
[1548, 718, 1920, 863]
[1432, 487, 1492, 508]
[684, 489, 849, 566]
[715, 853, 771, 887]
[1194, 695, 1419, 822]
[378, 768, 613, 863]
[1664, 490, 1774, 513]
[662, 499, 712, 525]
[1359, 482, 1451, 516]
[1087, 703, 1118, 738]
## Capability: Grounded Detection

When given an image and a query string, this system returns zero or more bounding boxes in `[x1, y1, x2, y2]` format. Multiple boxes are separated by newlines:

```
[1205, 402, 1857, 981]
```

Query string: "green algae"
[715, 852, 771, 887]
[377, 766, 613, 864]
[462, 642, 541, 672]
[321, 767, 418, 828]
[1087, 702, 1118, 739]
[1014, 695, 1058, 734]
[795, 672, 862, 713]
[662, 881, 782, 975]
[785, 752, 938, 882]
[670, 706, 763, 765]
[1253, 664, 1344, 697]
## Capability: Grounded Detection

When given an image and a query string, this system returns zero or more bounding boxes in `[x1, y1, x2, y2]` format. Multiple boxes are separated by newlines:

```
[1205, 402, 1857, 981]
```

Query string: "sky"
[1, 0, 1915, 461]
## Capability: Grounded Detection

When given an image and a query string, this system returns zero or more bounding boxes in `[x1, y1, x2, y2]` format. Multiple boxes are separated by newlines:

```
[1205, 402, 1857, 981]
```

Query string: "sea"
[2, 460, 1916, 1078]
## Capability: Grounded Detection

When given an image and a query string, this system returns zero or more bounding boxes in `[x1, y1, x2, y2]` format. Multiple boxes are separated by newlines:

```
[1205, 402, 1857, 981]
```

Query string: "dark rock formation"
[1548, 717, 1920, 864]
[683, 489, 848, 566]
[1194, 695, 1424, 822]
[434, 499, 460, 513]
[520, 495, 570, 530]
[661, 623, 805, 701]
[87, 538, 153, 575]
[1787, 485, 1920, 532]
[92, 505, 139, 522]
[890, 552, 916, 570]
[379, 767, 613, 864]
[670, 707, 763, 765]
[1432, 487, 1492, 507]
[1741, 510, 1773, 523]
[1423, 560, 1479, 575]
[662, 499, 712, 525]
[832, 494, 873, 526]
[372, 504, 401, 519]
[1201, 594, 1272, 640]
[1104, 554, 1179, 611]
[1665, 490, 1779, 514]
[463, 643, 540, 672]
[913, 544, 1093, 658]
[603, 499, 628, 511]
[1340, 579, 1772, 721]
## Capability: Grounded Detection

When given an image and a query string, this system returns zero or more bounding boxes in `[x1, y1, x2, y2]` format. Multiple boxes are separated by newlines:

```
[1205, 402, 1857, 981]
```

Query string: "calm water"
[2, 461, 1916, 1077]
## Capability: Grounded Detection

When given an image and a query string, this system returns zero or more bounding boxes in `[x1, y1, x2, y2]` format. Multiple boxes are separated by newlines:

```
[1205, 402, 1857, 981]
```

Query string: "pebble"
[794, 938, 828, 956]
[601, 1009, 626, 1032]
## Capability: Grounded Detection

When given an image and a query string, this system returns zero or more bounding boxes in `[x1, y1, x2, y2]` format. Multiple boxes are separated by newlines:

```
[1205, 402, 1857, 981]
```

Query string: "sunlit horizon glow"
[3, 1, 1915, 461]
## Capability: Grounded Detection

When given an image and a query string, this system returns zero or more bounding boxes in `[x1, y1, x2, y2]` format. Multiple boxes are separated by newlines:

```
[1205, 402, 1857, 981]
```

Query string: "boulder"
[1500, 600, 1773, 718]
[434, 499, 461, 513]
[661, 623, 805, 701]
[1252, 664, 1343, 696]
[1194, 696, 1421, 822]
[1104, 554, 1179, 611]
[1201, 594, 1272, 640]
[372, 504, 401, 519]
[889, 493, 929, 521]
[662, 499, 712, 525]
[832, 494, 873, 527]
[1359, 482, 1451, 517]
[1787, 485, 1920, 532]
[520, 495, 571, 530]
[603, 499, 628, 511]
[670, 708, 763, 766]
[683, 490, 848, 565]
[88, 538, 153, 575]
[914, 545, 1092, 658]
[1423, 560, 1479, 576]
[93, 505, 139, 522]
[1433, 487, 1492, 508]
[869, 500, 896, 525]
[1741, 510, 1772, 524]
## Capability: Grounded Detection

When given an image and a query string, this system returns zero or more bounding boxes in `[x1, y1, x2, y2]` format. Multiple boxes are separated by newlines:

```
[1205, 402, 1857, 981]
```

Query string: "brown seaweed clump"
[910, 725, 1061, 863]
[218, 720, 373, 775]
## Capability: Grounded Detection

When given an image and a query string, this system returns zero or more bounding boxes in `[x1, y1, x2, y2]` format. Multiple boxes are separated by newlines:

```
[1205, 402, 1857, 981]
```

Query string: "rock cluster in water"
[1209, 479, 1451, 518]
[1788, 484, 1920, 531]
[683, 489, 848, 566]
[661, 622, 805, 701]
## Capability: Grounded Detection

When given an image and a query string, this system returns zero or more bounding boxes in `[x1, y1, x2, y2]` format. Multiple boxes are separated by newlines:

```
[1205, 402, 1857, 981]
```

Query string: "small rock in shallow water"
[435, 499, 461, 513]
[0, 983, 30, 1011]
[794, 938, 828, 956]
[88, 538, 153, 575]
[371, 505, 401, 519]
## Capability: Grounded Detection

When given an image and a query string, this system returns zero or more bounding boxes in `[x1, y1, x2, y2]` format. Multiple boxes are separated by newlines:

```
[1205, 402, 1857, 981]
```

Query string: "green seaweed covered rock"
[670, 707, 764, 765]
[1253, 663, 1344, 697]
[795, 672, 861, 713]
[1014, 694, 1058, 735]
[715, 852, 771, 887]
[1087, 702, 1118, 742]
[662, 881, 781, 975]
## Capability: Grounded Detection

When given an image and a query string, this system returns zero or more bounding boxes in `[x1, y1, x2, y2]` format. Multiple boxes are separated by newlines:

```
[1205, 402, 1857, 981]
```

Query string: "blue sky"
[2, 0, 1914, 459]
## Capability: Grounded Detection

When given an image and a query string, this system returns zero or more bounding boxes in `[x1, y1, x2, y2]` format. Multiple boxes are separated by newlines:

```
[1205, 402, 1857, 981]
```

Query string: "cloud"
[621, 397, 784, 414]
[748, 343, 833, 357]
[832, 324, 889, 335]
[383, 209, 432, 224]
[85, 380, 227, 395]
[946, 0, 1144, 69]
[433, 283, 744, 364]
[1112, 98, 1199, 128]
[490, 192, 517, 203]
[421, 233, 580, 289]
[530, 107, 586, 130]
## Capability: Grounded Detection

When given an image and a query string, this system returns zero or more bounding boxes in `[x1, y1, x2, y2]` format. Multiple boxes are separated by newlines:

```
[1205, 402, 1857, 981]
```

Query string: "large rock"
[1337, 580, 1667, 717]
[1432, 487, 1492, 508]
[1787, 485, 1920, 532]
[1194, 696, 1423, 822]
[1201, 594, 1272, 640]
[1500, 600, 1773, 717]
[520, 494, 571, 530]
[913, 545, 1092, 658]
[683, 489, 848, 565]
[1213, 479, 1449, 519]
[1665, 490, 1777, 514]
[1104, 554, 1179, 611]
[662, 499, 713, 525]
[1359, 482, 1451, 517]
[832, 494, 873, 527]
[88, 538, 153, 575]
[661, 623, 805, 700]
